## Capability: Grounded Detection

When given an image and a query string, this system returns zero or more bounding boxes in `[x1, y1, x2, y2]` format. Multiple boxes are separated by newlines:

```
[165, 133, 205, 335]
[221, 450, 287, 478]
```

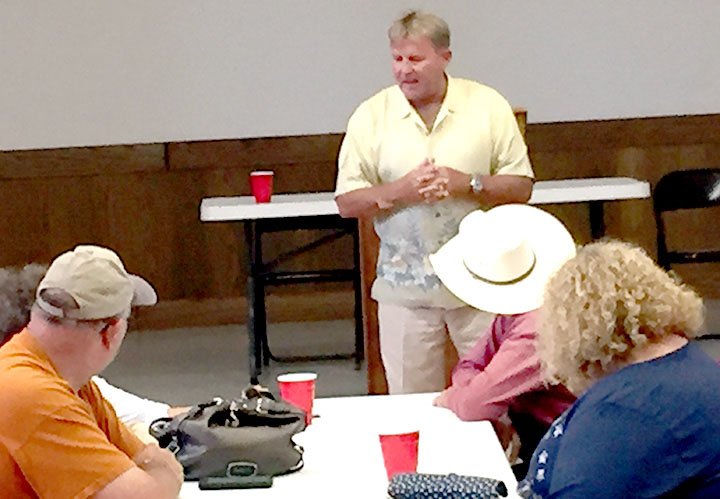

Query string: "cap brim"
[429, 205, 576, 315]
[129, 274, 158, 307]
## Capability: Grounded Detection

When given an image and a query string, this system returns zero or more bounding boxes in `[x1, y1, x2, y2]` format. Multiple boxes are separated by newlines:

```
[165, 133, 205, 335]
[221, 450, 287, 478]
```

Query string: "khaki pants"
[378, 303, 494, 394]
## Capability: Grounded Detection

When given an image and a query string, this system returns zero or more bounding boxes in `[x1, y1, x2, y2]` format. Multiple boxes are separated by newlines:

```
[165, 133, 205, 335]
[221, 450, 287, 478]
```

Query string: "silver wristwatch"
[470, 174, 484, 194]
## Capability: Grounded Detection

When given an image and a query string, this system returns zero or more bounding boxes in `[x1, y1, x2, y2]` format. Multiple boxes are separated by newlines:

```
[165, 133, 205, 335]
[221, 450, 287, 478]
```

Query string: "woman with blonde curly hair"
[518, 240, 720, 498]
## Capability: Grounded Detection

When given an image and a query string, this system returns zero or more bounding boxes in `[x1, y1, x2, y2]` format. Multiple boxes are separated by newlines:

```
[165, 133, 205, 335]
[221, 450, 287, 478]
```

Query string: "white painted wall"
[2, 1, 718, 150]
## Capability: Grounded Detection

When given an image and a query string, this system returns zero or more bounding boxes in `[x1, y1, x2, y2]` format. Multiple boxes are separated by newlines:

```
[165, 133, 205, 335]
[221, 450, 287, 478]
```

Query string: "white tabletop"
[200, 177, 650, 222]
[201, 192, 338, 221]
[528, 176, 650, 204]
[179, 393, 519, 498]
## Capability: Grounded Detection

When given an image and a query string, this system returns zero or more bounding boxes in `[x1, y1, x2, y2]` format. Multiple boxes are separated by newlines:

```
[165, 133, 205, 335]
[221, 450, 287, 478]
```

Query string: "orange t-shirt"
[0, 329, 145, 498]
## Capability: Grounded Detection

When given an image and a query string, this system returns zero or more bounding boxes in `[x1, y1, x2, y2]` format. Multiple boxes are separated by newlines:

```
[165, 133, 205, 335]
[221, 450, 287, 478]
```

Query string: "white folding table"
[200, 177, 651, 382]
[179, 392, 520, 498]
[529, 177, 651, 238]
[202, 193, 364, 384]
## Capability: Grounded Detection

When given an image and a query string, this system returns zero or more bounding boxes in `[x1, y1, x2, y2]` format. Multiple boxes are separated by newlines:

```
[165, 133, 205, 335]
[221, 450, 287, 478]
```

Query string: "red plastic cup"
[249, 170, 274, 203]
[379, 430, 420, 480]
[277, 372, 317, 426]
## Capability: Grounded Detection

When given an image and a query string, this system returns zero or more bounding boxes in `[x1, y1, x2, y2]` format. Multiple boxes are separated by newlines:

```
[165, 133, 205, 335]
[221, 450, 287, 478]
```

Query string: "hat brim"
[129, 274, 158, 307]
[429, 205, 576, 315]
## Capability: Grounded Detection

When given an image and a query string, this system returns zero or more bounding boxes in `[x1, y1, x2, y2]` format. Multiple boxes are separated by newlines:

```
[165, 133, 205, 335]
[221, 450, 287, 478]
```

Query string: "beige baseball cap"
[35, 245, 157, 320]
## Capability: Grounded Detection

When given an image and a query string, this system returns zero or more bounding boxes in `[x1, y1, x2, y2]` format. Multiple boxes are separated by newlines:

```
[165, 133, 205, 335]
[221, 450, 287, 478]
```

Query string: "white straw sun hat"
[429, 204, 576, 315]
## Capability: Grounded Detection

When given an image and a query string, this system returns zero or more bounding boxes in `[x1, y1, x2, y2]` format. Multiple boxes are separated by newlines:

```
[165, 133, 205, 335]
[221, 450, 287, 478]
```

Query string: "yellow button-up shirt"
[336, 76, 534, 307]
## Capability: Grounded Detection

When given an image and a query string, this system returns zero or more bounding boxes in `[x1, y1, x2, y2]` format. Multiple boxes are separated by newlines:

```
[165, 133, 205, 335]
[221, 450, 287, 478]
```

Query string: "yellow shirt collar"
[392, 73, 458, 120]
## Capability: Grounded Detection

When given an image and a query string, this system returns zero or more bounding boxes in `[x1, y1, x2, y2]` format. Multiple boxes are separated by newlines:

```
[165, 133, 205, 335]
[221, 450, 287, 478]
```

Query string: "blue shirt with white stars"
[517, 343, 720, 498]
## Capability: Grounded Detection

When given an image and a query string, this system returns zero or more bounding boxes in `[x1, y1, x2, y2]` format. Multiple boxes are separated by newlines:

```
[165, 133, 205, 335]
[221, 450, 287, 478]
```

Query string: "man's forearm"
[134, 445, 183, 497]
[335, 180, 412, 219]
[139, 463, 182, 498]
[474, 175, 533, 207]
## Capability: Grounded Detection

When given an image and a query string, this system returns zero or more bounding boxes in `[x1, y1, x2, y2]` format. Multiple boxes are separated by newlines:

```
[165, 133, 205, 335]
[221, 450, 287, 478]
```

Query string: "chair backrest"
[653, 168, 720, 269]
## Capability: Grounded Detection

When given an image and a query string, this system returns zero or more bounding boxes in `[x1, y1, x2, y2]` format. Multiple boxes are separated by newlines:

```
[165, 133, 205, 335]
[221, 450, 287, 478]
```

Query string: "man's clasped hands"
[404, 159, 470, 203]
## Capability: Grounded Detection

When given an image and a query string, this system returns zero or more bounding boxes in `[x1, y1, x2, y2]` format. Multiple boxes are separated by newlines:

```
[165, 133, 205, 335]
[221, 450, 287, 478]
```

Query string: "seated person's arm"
[95, 444, 183, 499]
[5, 400, 181, 498]
[450, 318, 501, 387]
[438, 331, 542, 421]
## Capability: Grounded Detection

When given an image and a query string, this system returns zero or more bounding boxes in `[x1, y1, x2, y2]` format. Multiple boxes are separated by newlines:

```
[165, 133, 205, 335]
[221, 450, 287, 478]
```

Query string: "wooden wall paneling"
[0, 144, 164, 179]
[0, 178, 53, 265]
[526, 114, 720, 153]
[0, 176, 111, 266]
[527, 147, 616, 180]
[0, 144, 164, 267]
[2, 114, 719, 340]
[271, 160, 339, 194]
[196, 167, 251, 299]
[99, 170, 185, 299]
[167, 135, 343, 171]
[157, 169, 237, 300]
[46, 175, 110, 252]
[132, 290, 356, 333]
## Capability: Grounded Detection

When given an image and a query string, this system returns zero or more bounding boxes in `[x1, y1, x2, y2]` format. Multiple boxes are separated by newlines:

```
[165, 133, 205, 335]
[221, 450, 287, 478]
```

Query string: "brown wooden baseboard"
[132, 289, 355, 331]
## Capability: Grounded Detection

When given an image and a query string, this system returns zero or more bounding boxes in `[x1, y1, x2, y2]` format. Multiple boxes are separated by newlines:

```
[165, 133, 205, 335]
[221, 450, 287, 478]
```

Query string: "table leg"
[589, 201, 606, 239]
[352, 221, 364, 369]
[253, 222, 270, 367]
[243, 221, 263, 384]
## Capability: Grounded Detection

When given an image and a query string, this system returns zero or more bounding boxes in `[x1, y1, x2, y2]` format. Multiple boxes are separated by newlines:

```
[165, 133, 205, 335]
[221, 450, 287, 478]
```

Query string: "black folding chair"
[653, 168, 720, 338]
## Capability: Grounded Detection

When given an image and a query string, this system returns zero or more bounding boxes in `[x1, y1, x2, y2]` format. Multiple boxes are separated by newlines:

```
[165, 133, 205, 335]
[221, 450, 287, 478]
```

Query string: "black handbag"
[149, 386, 306, 480]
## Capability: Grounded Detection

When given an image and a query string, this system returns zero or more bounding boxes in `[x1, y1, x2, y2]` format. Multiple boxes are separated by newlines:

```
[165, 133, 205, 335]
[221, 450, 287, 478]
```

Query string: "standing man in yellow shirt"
[335, 10, 534, 394]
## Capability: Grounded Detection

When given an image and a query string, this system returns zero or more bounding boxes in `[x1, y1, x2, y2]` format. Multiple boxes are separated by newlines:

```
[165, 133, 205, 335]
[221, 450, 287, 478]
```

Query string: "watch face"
[471, 175, 483, 193]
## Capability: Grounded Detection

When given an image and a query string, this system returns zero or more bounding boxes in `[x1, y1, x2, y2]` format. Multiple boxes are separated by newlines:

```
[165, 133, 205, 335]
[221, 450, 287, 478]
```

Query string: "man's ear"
[99, 319, 121, 349]
[441, 48, 452, 64]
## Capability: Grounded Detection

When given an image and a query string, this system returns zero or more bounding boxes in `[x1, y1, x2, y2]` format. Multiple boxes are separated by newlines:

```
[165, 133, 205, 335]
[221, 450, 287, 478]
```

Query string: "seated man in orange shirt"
[0, 245, 183, 498]
[0, 262, 189, 444]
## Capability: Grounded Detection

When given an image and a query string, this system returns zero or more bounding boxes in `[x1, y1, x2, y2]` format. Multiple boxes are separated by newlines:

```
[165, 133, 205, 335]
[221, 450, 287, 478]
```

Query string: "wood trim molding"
[527, 113, 720, 152]
[0, 144, 165, 179]
[167, 134, 344, 171]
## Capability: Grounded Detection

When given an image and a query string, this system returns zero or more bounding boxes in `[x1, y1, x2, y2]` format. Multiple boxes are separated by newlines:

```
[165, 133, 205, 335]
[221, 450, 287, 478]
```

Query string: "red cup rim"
[379, 431, 419, 439]
[277, 372, 317, 383]
[250, 170, 274, 176]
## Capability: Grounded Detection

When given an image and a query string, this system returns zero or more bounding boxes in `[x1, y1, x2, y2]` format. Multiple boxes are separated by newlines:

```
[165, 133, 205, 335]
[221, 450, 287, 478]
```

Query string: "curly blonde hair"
[537, 239, 704, 393]
[0, 263, 47, 345]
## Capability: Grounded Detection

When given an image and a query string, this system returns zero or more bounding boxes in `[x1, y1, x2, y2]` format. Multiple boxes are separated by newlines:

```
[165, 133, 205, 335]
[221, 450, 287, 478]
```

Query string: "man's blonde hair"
[388, 10, 450, 50]
[537, 239, 704, 393]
